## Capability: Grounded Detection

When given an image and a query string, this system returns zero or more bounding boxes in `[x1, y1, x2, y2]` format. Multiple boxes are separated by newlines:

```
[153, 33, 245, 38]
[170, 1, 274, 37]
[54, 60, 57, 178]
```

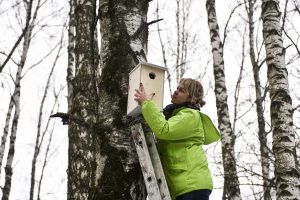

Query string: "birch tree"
[67, 0, 100, 198]
[261, 0, 300, 198]
[155, 0, 172, 95]
[245, 0, 271, 199]
[67, 0, 149, 198]
[206, 0, 241, 199]
[37, 86, 63, 200]
[174, 0, 191, 83]
[94, 0, 149, 198]
[1, 0, 41, 198]
[0, 0, 34, 173]
[67, 0, 75, 111]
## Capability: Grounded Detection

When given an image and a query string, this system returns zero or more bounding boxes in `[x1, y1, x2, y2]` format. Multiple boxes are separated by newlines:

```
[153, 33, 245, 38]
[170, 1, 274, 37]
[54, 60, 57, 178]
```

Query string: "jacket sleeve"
[141, 100, 198, 140]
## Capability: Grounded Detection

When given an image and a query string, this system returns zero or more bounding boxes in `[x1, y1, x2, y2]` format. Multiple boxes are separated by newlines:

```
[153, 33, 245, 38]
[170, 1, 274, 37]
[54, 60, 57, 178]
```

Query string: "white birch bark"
[0, 96, 14, 175]
[2, 73, 21, 200]
[90, 0, 149, 199]
[261, 0, 300, 199]
[206, 0, 241, 199]
[67, 0, 75, 111]
[67, 0, 100, 199]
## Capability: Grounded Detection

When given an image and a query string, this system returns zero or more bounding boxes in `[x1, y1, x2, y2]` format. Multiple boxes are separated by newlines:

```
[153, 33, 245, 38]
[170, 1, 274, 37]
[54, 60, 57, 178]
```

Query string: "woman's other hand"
[134, 83, 155, 105]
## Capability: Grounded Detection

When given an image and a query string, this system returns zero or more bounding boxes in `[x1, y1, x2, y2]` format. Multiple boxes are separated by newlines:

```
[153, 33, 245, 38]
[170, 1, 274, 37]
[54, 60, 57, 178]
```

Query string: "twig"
[0, 0, 33, 73]
[147, 18, 163, 26]
[50, 112, 69, 125]
[50, 112, 91, 128]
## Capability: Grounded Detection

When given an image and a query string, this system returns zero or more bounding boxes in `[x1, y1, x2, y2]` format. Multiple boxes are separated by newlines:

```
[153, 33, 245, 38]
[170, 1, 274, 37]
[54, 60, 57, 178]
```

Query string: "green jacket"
[141, 100, 220, 199]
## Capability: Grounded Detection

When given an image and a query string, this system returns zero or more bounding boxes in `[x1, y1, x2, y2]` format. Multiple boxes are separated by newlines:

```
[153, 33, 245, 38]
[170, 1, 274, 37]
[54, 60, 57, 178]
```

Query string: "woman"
[134, 78, 220, 200]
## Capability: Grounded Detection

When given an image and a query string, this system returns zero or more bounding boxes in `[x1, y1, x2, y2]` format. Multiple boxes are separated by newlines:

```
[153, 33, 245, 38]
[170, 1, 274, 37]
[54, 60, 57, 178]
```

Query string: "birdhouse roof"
[130, 62, 167, 75]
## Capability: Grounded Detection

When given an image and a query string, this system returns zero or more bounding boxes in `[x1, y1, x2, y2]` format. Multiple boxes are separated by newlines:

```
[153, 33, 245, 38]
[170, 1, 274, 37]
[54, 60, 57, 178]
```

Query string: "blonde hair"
[179, 78, 206, 107]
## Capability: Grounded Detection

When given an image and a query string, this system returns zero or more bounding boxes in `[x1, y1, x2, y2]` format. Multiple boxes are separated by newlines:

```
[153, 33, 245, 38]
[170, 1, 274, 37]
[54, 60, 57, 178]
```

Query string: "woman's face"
[171, 85, 191, 104]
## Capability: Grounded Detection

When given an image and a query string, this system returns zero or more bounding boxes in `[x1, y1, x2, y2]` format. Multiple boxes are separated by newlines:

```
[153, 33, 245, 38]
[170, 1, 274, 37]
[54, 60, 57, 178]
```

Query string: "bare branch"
[283, 29, 300, 56]
[292, 0, 300, 15]
[22, 39, 62, 78]
[233, 26, 246, 134]
[147, 18, 163, 26]
[0, 0, 33, 73]
[50, 112, 92, 128]
[281, 0, 289, 31]
[293, 104, 300, 113]
[50, 112, 70, 125]
[156, 0, 172, 95]
[223, 2, 244, 47]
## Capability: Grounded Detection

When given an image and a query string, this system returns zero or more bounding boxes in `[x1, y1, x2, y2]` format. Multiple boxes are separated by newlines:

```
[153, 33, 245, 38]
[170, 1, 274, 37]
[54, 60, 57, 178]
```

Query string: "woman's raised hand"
[134, 83, 155, 105]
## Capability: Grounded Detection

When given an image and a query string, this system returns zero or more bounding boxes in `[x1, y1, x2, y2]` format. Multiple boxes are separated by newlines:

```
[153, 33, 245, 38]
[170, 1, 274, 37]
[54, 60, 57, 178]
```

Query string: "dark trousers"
[176, 189, 211, 200]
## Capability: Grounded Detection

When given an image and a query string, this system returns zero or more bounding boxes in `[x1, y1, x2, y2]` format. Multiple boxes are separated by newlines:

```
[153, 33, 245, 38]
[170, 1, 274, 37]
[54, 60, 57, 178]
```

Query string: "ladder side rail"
[144, 130, 171, 200]
[131, 123, 162, 200]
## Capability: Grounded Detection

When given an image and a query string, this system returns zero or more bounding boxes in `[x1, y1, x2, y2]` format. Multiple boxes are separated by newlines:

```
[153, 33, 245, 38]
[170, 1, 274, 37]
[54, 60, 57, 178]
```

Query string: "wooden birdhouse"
[127, 62, 167, 117]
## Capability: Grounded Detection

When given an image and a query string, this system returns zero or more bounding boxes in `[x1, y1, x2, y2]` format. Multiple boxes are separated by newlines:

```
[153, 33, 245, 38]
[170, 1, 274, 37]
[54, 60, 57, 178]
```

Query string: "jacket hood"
[199, 112, 220, 145]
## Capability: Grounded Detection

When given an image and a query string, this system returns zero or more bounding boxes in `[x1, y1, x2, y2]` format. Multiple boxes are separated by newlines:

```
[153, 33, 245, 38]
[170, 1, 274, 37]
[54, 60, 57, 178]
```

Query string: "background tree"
[261, 0, 300, 198]
[29, 28, 65, 200]
[0, 0, 68, 199]
[1, 0, 42, 198]
[67, 0, 100, 198]
[206, 0, 241, 199]
[244, 0, 272, 199]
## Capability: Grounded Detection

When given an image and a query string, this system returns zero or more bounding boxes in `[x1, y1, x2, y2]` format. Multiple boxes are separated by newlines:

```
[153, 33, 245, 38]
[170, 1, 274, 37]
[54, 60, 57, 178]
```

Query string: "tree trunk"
[261, 0, 300, 199]
[67, 0, 75, 111]
[2, 69, 21, 200]
[0, 0, 35, 175]
[175, 0, 181, 83]
[155, 1, 172, 96]
[246, 0, 271, 199]
[36, 85, 62, 199]
[205, 0, 241, 199]
[92, 0, 149, 199]
[175, 0, 189, 83]
[67, 0, 100, 199]
[67, 0, 148, 199]
[0, 95, 14, 175]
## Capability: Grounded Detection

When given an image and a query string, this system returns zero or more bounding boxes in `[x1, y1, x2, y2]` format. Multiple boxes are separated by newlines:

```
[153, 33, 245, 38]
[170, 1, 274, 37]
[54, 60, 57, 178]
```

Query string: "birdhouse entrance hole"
[149, 72, 156, 79]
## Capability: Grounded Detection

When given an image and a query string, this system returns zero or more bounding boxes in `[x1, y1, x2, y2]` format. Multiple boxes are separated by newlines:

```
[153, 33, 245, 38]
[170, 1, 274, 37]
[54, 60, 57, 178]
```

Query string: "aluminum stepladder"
[130, 118, 171, 200]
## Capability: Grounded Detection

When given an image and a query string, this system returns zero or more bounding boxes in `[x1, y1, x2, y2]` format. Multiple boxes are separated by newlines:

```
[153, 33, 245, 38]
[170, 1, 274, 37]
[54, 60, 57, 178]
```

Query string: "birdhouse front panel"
[127, 62, 166, 117]
[140, 65, 165, 110]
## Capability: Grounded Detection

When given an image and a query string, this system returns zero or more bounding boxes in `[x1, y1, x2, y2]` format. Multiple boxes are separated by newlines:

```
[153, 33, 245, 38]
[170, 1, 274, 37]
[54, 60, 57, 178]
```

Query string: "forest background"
[0, 0, 299, 199]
